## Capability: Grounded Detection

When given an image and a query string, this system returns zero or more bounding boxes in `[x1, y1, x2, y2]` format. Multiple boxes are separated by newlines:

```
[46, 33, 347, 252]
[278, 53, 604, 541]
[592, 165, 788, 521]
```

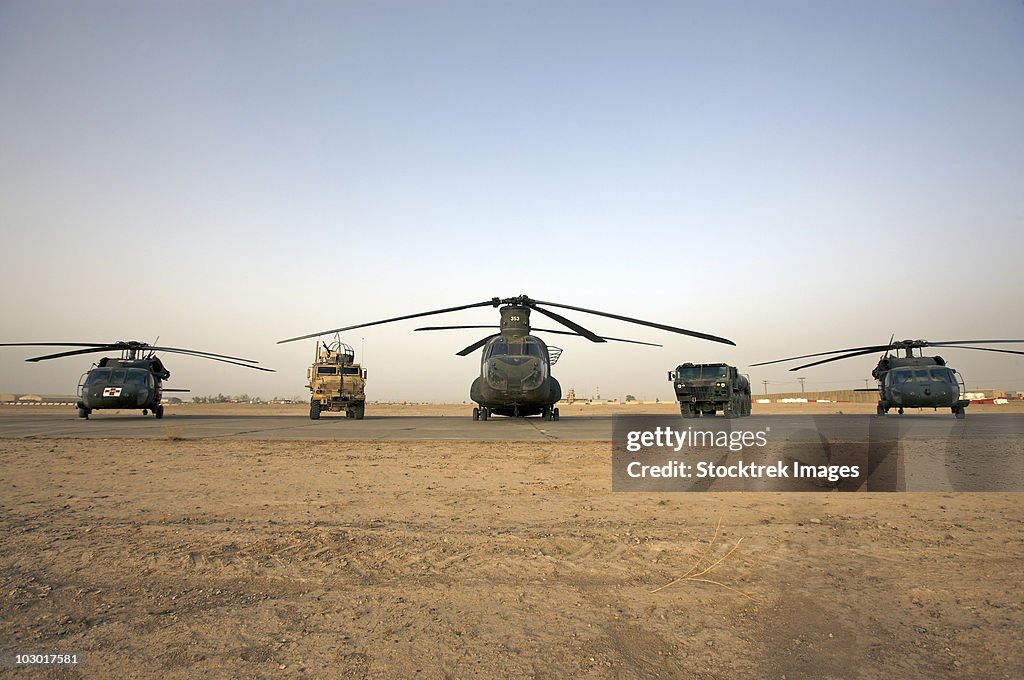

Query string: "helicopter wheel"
[954, 406, 966, 419]
[876, 402, 886, 416]
[897, 408, 904, 416]
[472, 407, 480, 421]
[77, 407, 90, 420]
[552, 407, 559, 421]
[154, 405, 164, 419]
[481, 407, 490, 421]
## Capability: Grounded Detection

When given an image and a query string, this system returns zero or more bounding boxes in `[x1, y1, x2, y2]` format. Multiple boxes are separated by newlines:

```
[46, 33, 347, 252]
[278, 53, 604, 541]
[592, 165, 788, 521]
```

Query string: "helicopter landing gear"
[876, 401, 889, 416]
[154, 405, 164, 419]
[897, 408, 904, 416]
[309, 399, 321, 420]
[481, 407, 491, 421]
[77, 406, 90, 419]
[953, 405, 966, 419]
[472, 407, 480, 421]
[553, 407, 559, 421]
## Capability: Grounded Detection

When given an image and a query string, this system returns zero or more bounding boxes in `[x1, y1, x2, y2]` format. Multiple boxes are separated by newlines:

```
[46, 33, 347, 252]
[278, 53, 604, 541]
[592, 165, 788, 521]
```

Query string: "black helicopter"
[0, 340, 274, 419]
[278, 295, 734, 420]
[753, 338, 1024, 418]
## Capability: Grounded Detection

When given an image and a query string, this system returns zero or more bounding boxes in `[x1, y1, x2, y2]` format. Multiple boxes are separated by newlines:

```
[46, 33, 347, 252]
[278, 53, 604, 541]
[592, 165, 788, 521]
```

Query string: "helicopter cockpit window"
[86, 369, 111, 385]
[485, 339, 509, 358]
[125, 371, 148, 387]
[929, 368, 954, 382]
[888, 369, 913, 384]
[109, 369, 126, 385]
[913, 370, 931, 380]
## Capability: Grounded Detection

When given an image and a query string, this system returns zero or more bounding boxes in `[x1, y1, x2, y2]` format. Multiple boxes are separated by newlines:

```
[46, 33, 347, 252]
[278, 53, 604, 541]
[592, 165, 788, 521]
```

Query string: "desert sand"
[1, 403, 1022, 678]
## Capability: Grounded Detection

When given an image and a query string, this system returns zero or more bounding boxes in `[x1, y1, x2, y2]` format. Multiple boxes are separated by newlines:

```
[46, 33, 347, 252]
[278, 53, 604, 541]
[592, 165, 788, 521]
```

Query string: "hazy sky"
[1, 0, 1022, 402]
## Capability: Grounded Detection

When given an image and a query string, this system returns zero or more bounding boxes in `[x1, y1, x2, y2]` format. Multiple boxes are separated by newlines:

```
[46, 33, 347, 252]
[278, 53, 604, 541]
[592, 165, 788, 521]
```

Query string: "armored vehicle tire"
[309, 399, 321, 420]
[472, 407, 480, 421]
[77, 407, 89, 419]
[154, 405, 164, 419]
[355, 402, 365, 420]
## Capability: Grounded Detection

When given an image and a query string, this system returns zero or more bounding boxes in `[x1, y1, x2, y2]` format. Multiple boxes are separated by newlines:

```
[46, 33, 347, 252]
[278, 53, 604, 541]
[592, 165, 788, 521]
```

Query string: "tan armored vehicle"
[307, 337, 366, 420]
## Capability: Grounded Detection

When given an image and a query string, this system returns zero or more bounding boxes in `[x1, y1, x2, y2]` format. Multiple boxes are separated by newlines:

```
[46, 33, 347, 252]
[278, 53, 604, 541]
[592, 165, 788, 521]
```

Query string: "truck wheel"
[154, 405, 164, 419]
[310, 399, 321, 420]
[78, 407, 90, 420]
[354, 402, 365, 420]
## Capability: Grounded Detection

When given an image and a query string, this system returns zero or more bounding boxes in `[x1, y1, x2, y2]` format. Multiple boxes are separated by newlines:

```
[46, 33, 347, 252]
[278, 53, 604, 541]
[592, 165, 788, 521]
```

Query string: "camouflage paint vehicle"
[307, 338, 366, 420]
[669, 363, 751, 418]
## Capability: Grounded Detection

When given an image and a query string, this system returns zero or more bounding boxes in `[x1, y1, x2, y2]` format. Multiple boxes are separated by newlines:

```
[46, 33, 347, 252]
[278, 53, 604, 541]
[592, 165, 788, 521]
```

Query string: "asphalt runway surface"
[1, 409, 1022, 441]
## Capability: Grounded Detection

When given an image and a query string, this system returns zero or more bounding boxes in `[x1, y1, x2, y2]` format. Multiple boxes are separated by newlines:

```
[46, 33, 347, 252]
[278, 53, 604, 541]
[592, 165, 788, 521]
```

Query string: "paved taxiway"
[0, 410, 1021, 440]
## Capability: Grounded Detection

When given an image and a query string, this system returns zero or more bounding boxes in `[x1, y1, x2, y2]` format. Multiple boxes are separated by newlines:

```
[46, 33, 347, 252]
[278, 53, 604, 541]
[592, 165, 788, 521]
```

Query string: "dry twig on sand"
[651, 516, 752, 599]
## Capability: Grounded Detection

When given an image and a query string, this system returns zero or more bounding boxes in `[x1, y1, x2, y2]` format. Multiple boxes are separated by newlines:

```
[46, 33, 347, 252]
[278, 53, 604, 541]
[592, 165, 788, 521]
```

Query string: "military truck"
[668, 363, 751, 418]
[307, 337, 367, 420]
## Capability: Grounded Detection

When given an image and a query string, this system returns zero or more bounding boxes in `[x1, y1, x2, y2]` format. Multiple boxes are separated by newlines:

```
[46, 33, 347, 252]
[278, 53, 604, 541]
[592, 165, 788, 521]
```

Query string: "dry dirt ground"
[1, 404, 1022, 678]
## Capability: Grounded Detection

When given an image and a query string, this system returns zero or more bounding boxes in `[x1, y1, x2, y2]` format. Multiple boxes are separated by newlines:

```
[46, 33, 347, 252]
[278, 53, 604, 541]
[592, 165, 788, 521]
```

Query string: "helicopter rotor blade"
[751, 344, 892, 367]
[527, 303, 605, 343]
[529, 328, 661, 347]
[414, 325, 661, 347]
[146, 345, 261, 363]
[144, 348, 276, 371]
[0, 342, 114, 349]
[926, 340, 1024, 346]
[532, 299, 735, 345]
[456, 335, 500, 357]
[933, 345, 1024, 357]
[277, 299, 500, 344]
[23, 346, 122, 362]
[787, 348, 891, 371]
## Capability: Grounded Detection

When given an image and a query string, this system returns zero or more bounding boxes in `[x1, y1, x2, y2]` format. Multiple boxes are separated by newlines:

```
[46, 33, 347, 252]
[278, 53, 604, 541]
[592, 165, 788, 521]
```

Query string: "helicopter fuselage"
[871, 355, 969, 415]
[469, 306, 562, 417]
[76, 357, 171, 416]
